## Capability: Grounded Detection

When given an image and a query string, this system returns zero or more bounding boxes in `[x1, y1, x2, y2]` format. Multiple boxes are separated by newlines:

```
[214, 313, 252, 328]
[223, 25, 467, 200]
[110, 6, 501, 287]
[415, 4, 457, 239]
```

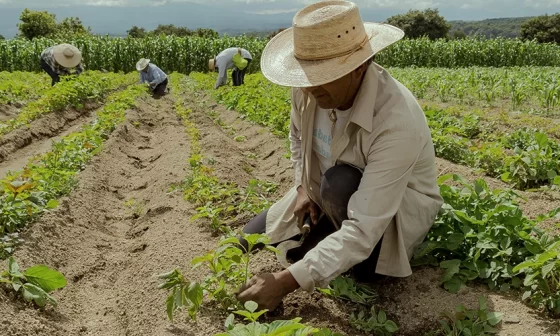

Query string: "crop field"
[1, 44, 560, 335]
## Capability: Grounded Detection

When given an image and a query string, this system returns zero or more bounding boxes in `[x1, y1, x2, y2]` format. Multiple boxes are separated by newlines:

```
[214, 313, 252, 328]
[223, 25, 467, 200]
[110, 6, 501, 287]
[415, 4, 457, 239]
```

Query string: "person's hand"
[236, 270, 300, 311]
[294, 186, 320, 229]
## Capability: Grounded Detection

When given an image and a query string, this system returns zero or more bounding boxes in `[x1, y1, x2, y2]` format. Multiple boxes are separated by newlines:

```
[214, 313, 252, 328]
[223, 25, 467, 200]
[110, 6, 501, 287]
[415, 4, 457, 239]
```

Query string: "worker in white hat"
[209, 47, 252, 89]
[236, 0, 443, 310]
[39, 44, 84, 86]
[136, 58, 169, 99]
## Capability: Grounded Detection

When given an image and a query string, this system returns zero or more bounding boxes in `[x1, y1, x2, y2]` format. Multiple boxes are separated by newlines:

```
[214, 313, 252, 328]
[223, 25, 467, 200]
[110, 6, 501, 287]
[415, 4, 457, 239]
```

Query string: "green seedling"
[0, 257, 67, 308]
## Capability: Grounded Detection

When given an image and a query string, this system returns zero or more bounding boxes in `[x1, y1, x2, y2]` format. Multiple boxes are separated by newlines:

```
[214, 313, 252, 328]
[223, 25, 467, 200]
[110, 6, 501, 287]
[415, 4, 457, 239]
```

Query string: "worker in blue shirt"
[136, 58, 169, 99]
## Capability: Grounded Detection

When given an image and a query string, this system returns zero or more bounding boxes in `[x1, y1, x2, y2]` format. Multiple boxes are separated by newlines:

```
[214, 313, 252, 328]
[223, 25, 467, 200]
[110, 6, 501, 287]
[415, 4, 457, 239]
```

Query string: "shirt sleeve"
[289, 88, 304, 188]
[288, 128, 422, 291]
[75, 63, 84, 74]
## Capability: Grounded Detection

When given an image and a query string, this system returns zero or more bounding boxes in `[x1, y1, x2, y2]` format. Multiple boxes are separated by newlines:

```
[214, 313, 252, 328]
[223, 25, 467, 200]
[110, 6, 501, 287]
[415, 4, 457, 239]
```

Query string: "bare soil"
[0, 104, 21, 122]
[0, 102, 101, 167]
[0, 88, 559, 336]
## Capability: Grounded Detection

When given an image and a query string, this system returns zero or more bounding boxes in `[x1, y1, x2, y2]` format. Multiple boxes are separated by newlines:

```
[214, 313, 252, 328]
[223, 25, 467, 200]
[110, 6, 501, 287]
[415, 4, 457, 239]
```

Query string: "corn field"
[1, 35, 559, 73]
[390, 66, 560, 111]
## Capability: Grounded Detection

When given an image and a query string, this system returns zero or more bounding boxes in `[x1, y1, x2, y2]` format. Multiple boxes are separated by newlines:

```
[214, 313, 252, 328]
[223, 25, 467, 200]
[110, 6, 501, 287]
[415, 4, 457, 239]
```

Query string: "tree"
[18, 9, 58, 40]
[386, 8, 450, 40]
[520, 13, 560, 44]
[267, 28, 287, 40]
[127, 26, 147, 38]
[58, 17, 90, 36]
[450, 30, 467, 40]
[193, 28, 219, 39]
[152, 24, 191, 37]
[0, 34, 4, 40]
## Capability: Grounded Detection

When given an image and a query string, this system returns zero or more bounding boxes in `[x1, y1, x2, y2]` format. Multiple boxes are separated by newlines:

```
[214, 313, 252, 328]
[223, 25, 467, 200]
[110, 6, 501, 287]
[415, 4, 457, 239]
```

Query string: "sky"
[0, 0, 558, 38]
[0, 0, 559, 17]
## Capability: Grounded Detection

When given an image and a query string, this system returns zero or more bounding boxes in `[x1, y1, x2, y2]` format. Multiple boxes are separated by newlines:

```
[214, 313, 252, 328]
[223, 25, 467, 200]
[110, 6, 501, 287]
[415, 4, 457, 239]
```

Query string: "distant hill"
[249, 17, 536, 40]
[449, 17, 532, 38]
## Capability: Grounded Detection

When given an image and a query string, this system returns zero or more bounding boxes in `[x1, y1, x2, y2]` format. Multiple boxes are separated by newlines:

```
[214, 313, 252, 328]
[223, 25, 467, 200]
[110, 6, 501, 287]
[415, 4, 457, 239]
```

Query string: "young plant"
[317, 276, 376, 305]
[513, 239, 560, 316]
[0, 257, 67, 308]
[437, 297, 502, 336]
[218, 301, 342, 336]
[157, 233, 279, 321]
[349, 305, 398, 335]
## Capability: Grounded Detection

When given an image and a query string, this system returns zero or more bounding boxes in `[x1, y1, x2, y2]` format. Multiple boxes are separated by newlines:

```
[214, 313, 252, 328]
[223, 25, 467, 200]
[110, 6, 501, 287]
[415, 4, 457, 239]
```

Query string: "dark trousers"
[151, 78, 169, 99]
[242, 164, 383, 283]
[40, 58, 60, 86]
[232, 58, 251, 86]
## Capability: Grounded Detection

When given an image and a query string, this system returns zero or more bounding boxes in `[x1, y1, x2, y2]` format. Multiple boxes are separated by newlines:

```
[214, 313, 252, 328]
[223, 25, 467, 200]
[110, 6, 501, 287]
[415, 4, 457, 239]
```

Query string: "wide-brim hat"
[260, 0, 404, 88]
[208, 58, 215, 71]
[53, 44, 82, 68]
[136, 58, 150, 71]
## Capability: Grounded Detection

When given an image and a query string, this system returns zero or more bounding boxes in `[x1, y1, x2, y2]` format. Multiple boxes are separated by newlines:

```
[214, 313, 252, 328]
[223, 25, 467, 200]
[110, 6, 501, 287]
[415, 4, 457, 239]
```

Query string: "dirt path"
[1, 86, 559, 336]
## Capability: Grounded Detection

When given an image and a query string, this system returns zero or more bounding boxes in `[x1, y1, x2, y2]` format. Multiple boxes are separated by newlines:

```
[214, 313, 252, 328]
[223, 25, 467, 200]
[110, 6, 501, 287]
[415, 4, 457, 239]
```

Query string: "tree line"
[383, 9, 559, 43]
[11, 9, 220, 40]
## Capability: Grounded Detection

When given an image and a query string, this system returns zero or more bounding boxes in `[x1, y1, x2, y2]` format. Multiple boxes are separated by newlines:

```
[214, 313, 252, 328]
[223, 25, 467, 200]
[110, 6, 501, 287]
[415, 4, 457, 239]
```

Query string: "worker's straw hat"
[136, 58, 150, 71]
[208, 58, 215, 71]
[53, 44, 82, 68]
[260, 0, 404, 87]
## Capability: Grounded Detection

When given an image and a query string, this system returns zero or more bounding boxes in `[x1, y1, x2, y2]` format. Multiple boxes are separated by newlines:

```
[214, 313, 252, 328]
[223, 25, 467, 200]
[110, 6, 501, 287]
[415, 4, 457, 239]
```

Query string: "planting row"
[390, 67, 560, 113]
[191, 72, 560, 190]
[0, 82, 146, 258]
[0, 71, 50, 106]
[0, 71, 137, 137]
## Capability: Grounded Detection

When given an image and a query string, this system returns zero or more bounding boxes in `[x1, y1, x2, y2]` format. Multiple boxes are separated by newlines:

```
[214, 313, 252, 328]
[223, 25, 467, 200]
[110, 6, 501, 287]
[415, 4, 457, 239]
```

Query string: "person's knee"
[320, 164, 362, 207]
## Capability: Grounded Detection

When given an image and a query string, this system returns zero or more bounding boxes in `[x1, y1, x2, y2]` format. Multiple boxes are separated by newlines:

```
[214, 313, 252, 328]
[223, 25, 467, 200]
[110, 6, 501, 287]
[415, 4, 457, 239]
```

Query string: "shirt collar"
[347, 62, 380, 133]
[304, 63, 380, 133]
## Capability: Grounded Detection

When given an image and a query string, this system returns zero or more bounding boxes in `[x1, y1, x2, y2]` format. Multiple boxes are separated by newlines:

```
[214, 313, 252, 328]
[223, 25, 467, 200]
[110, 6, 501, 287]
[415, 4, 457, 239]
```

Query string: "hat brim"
[136, 59, 150, 71]
[260, 23, 404, 88]
[53, 44, 82, 69]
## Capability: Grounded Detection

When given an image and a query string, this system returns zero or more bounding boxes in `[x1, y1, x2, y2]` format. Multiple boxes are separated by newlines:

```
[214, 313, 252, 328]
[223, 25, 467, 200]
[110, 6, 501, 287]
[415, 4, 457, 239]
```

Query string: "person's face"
[302, 63, 368, 110]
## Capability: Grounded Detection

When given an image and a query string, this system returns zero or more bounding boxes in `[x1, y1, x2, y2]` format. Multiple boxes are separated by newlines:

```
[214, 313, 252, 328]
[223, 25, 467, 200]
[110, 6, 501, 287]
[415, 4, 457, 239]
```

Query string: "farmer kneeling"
[209, 47, 252, 89]
[39, 44, 84, 86]
[136, 58, 169, 99]
[236, 0, 443, 311]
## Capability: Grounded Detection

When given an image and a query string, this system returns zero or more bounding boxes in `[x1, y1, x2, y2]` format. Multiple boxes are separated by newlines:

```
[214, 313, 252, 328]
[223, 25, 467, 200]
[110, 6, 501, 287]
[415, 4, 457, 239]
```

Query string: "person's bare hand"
[294, 186, 320, 229]
[236, 270, 300, 311]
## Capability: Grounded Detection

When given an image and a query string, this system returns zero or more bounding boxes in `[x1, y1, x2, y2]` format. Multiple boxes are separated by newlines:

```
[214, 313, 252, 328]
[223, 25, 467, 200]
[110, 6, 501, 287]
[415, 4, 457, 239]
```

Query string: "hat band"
[294, 30, 376, 63]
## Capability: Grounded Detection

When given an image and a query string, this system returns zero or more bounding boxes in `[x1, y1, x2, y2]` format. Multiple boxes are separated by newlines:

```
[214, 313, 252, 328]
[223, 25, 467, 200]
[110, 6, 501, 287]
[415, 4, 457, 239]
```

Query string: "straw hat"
[136, 58, 150, 71]
[208, 58, 215, 71]
[260, 0, 404, 87]
[53, 44, 82, 68]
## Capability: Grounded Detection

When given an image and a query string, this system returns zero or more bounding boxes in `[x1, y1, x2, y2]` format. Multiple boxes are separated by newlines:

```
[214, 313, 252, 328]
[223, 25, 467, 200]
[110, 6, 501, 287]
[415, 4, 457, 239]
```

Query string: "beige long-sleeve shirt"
[264, 63, 443, 292]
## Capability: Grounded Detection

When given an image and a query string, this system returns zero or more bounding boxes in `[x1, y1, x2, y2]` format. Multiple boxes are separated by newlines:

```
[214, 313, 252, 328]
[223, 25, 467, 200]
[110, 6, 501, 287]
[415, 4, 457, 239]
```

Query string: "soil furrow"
[0, 101, 102, 172]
